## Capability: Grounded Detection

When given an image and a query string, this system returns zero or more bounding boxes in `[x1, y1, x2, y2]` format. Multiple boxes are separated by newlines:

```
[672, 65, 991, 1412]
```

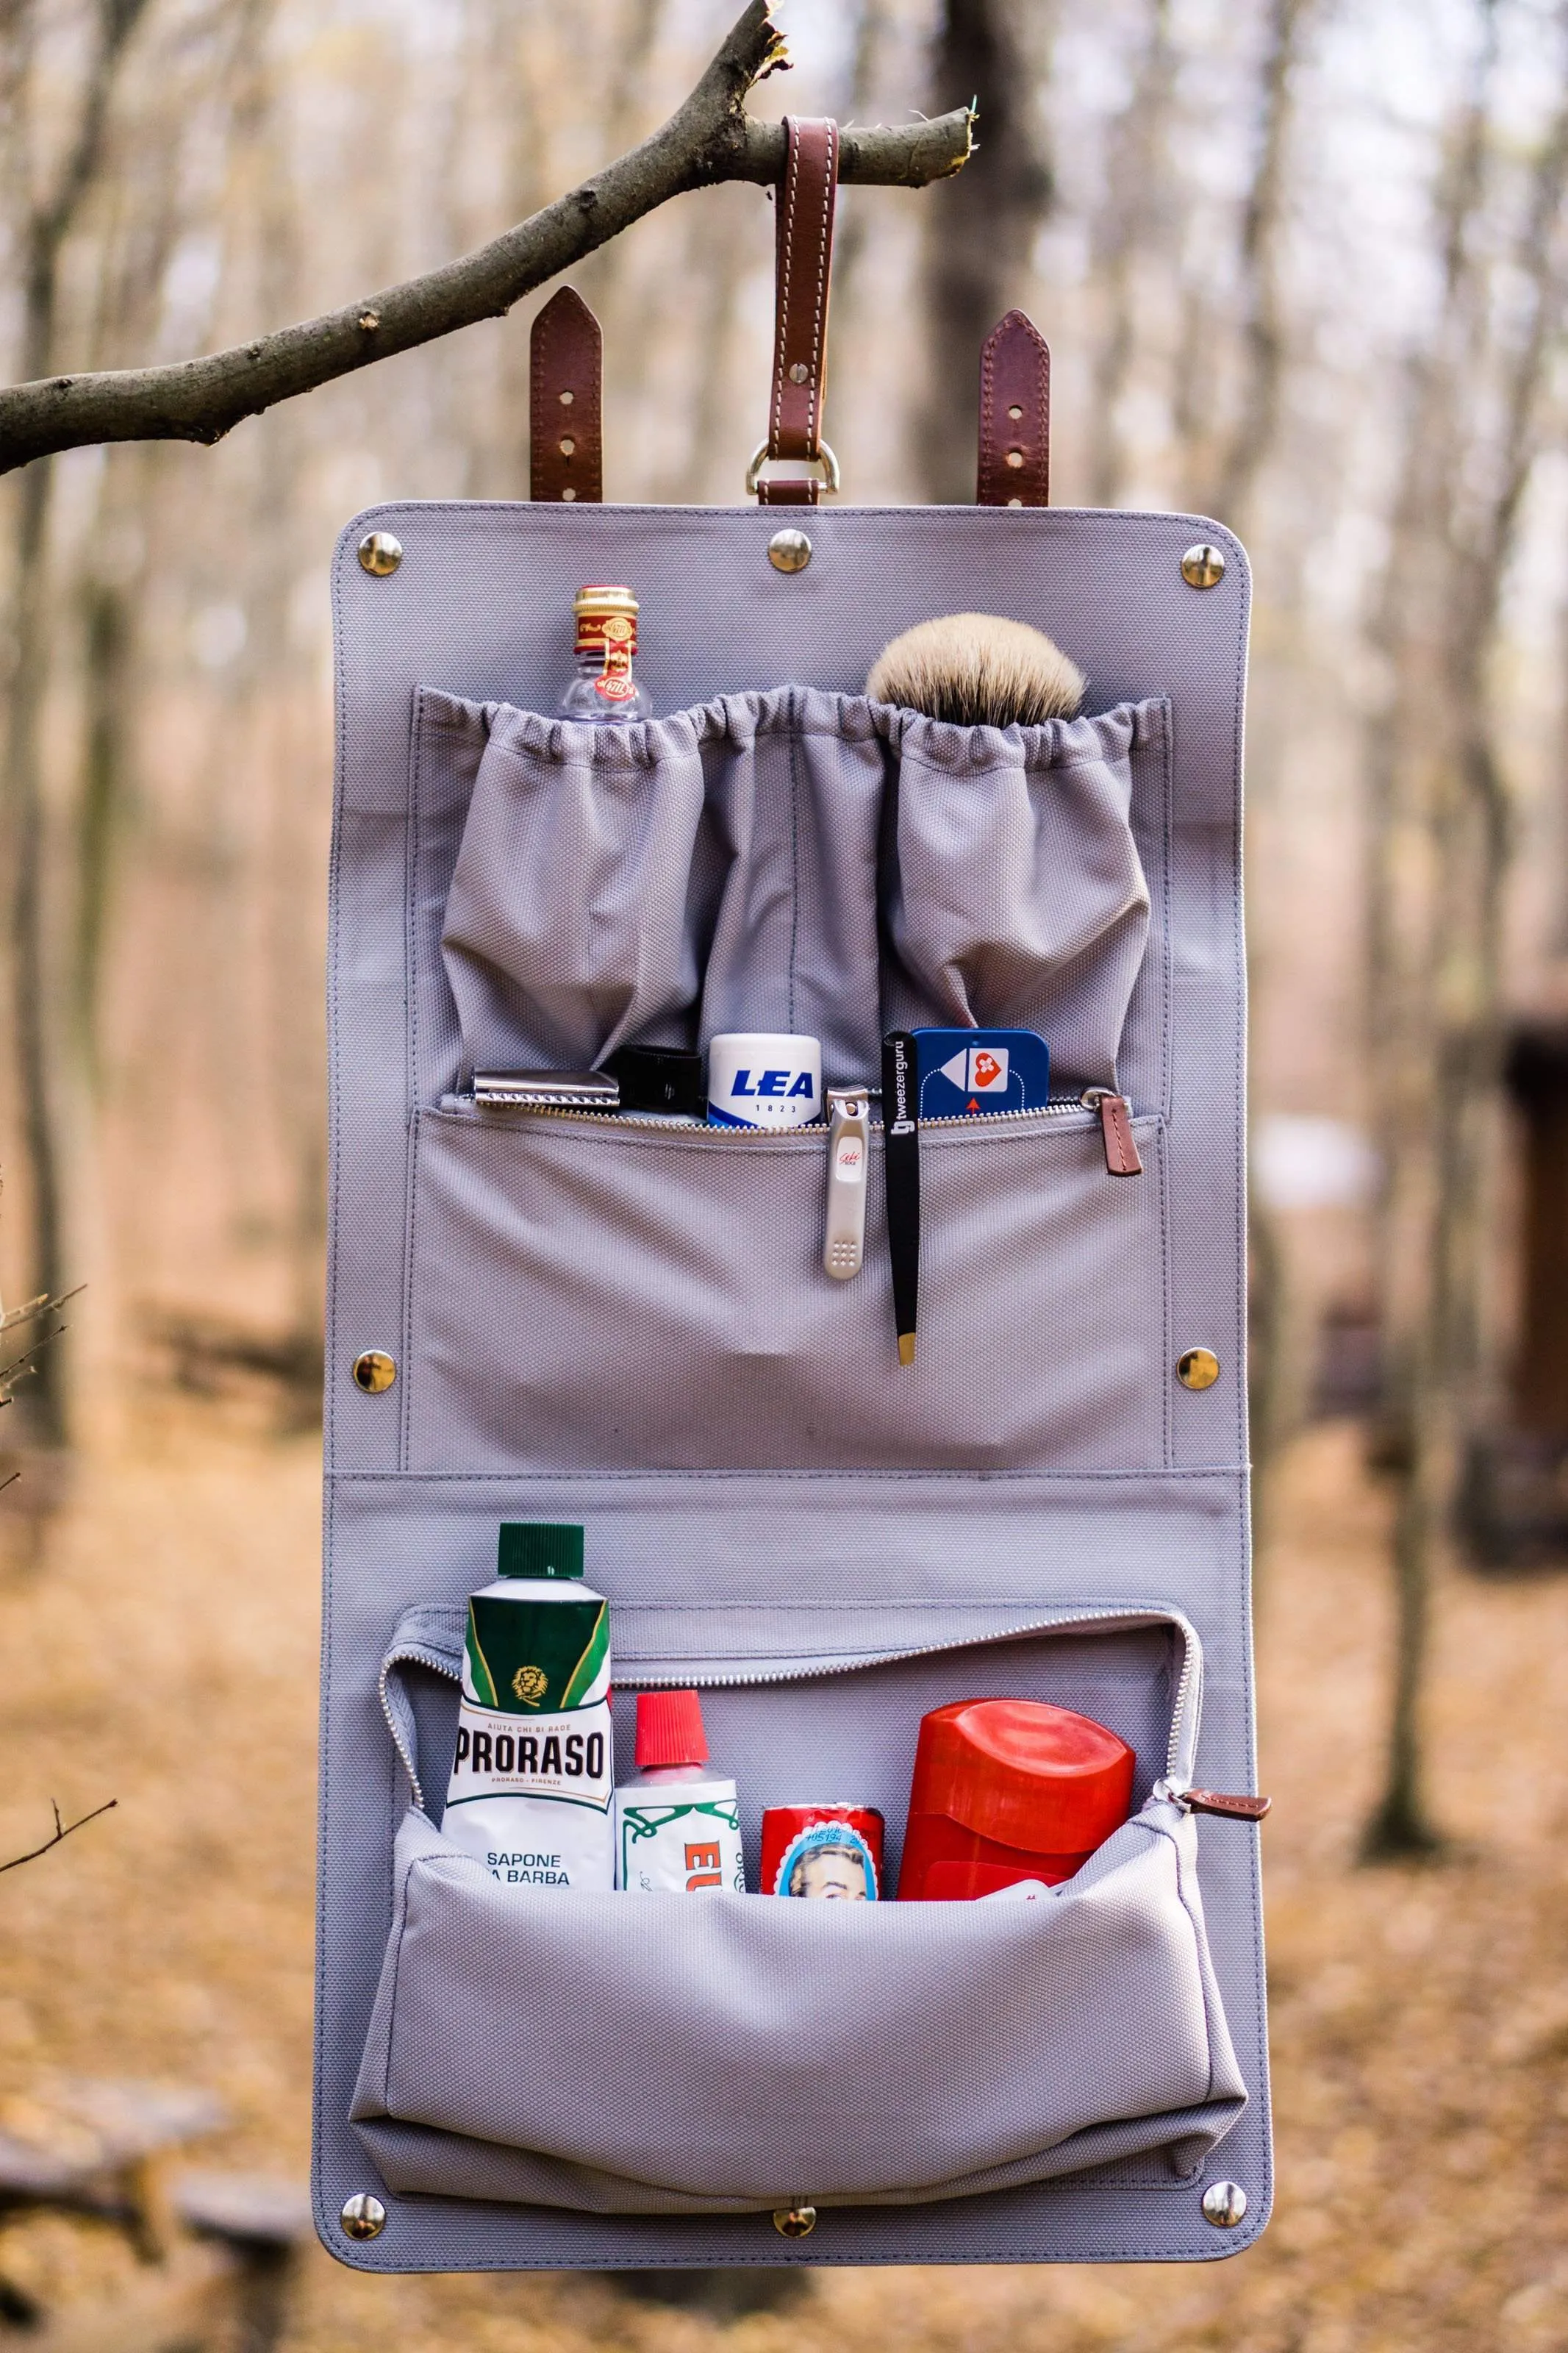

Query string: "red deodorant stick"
[897, 1698, 1134, 1899]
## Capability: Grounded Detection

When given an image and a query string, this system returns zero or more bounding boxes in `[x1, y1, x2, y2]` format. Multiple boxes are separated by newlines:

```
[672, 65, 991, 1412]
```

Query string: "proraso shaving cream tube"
[442, 1522, 614, 1890]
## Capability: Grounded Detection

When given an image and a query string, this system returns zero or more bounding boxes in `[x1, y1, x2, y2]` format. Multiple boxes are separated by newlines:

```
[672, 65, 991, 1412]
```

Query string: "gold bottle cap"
[573, 583, 639, 619]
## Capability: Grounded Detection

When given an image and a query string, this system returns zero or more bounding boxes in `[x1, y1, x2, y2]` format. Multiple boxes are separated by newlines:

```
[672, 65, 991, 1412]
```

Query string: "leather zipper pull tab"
[1084, 1089, 1142, 1176]
[1181, 1788, 1271, 1821]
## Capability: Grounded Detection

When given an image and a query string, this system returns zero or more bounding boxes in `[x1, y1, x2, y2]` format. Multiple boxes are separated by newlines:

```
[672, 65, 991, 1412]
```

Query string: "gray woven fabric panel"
[407, 1106, 1165, 1473]
[317, 501, 1267, 2269]
[350, 1801, 1244, 2208]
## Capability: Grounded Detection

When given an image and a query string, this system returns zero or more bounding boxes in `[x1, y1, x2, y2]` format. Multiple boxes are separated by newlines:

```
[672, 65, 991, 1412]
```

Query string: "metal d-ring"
[745, 440, 841, 499]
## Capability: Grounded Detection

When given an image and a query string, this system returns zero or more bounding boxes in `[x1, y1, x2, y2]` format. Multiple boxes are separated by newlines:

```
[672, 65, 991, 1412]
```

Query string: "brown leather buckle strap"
[977, 309, 1050, 507]
[530, 287, 602, 503]
[753, 117, 840, 506]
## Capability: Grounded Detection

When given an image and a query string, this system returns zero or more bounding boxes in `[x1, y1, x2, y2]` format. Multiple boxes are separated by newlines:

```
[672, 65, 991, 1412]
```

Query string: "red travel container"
[896, 1697, 1135, 1900]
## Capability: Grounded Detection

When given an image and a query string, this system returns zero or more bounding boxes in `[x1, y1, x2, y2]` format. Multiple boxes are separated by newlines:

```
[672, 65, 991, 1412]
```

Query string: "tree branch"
[0, 0, 972, 474]
[0, 1797, 116, 1876]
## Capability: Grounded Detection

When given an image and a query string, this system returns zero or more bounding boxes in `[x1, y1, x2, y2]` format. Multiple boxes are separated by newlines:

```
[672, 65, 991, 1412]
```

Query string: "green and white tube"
[442, 1523, 615, 1890]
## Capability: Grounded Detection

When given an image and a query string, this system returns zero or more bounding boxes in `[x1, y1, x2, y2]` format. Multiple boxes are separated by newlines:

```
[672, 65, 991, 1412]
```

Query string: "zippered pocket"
[404, 1099, 1166, 1475]
[351, 1602, 1247, 2215]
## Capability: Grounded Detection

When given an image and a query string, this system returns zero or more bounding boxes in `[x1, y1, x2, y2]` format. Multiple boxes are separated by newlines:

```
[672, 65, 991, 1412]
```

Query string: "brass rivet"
[559, 388, 574, 405]
[1177, 1348, 1221, 1391]
[1005, 449, 1025, 468]
[1181, 541, 1225, 589]
[767, 528, 812, 574]
[352, 1350, 397, 1395]
[357, 531, 401, 577]
[340, 2192, 386, 2240]
[787, 362, 809, 384]
[1200, 2180, 1247, 2229]
[773, 2204, 817, 2238]
[1008, 402, 1023, 419]
[561, 488, 576, 502]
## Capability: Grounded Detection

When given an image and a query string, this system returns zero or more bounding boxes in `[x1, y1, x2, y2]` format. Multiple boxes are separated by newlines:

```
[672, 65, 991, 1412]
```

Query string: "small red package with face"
[759, 1804, 884, 1900]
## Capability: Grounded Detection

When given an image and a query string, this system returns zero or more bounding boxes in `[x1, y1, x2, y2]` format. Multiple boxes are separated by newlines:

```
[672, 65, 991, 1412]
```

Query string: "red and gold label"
[574, 599, 638, 657]
[593, 612, 637, 701]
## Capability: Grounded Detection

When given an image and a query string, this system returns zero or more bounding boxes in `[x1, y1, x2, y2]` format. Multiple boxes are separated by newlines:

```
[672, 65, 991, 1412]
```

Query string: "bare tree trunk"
[917, 0, 1051, 502]
[1357, 3, 1500, 1857]
[476, 0, 549, 498]
[7, 452, 66, 1441]
[2, 0, 150, 1444]
[832, 0, 895, 307]
[73, 560, 134, 1079]
[1361, 0, 1567, 1859]
[1209, 0, 1312, 525]
[580, 0, 674, 486]
[1363, 1396, 1445, 1855]
[659, 188, 750, 501]
[1213, 0, 1315, 1568]
[1085, 0, 1172, 508]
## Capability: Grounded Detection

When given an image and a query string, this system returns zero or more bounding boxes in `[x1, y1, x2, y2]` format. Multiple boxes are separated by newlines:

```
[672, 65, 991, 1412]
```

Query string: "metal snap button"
[1176, 1348, 1221, 1390]
[357, 531, 402, 576]
[1181, 542, 1225, 589]
[767, 529, 812, 574]
[340, 2192, 387, 2240]
[1200, 2179, 1247, 2228]
[773, 2203, 817, 2238]
[351, 1350, 397, 1394]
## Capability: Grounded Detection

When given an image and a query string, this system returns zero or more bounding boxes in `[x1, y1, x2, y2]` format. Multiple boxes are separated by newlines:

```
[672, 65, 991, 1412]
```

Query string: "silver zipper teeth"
[388, 1604, 1201, 1786]
[451, 1097, 1103, 1138]
[621, 1607, 1200, 1784]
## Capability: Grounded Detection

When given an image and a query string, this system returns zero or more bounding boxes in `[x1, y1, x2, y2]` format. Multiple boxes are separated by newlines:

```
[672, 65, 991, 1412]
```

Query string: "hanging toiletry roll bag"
[315, 115, 1270, 2273]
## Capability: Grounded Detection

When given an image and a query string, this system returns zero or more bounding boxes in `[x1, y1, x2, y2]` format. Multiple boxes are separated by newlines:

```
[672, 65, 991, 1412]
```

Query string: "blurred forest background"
[3, 0, 1568, 2346]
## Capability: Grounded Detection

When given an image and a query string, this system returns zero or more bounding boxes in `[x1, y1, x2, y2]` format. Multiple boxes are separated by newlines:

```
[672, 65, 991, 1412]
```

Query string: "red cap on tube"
[634, 1688, 709, 1770]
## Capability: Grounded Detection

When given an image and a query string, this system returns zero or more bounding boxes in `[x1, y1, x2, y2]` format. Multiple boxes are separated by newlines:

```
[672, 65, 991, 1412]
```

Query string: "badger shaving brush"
[866, 614, 1086, 728]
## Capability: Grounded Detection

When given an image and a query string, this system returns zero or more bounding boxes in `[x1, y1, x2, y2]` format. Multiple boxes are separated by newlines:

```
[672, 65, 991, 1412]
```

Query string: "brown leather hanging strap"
[750, 118, 840, 507]
[977, 309, 1050, 507]
[530, 287, 603, 503]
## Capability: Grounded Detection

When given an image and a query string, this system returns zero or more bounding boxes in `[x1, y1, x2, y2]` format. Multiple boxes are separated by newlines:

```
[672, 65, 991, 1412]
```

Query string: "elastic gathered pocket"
[881, 700, 1155, 1089]
[404, 1102, 1166, 1475]
[432, 688, 1160, 1096]
[351, 1605, 1246, 2215]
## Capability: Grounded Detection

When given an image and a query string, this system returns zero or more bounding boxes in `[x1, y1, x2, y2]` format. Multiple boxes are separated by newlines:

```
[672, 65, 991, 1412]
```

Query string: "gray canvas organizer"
[315, 496, 1271, 2271]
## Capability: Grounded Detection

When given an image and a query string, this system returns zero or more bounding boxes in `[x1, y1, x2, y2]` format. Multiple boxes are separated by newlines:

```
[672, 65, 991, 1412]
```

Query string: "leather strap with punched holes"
[530, 286, 602, 503]
[977, 309, 1050, 507]
[755, 117, 840, 506]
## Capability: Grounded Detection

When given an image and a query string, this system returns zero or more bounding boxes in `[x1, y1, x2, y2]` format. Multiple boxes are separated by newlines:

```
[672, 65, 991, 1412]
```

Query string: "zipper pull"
[823, 1088, 870, 1280]
[1178, 1788, 1271, 1821]
[1082, 1088, 1142, 1176]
